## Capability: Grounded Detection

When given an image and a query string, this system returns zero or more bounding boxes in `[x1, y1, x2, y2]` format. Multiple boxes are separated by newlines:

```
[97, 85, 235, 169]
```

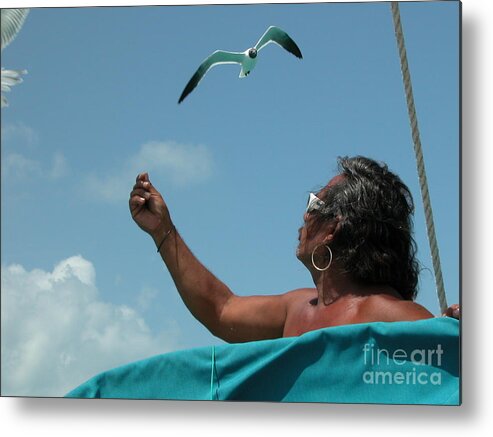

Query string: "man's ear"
[323, 216, 342, 244]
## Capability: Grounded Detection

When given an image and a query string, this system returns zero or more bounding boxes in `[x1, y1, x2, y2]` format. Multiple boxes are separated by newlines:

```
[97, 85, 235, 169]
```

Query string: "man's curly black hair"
[315, 156, 420, 300]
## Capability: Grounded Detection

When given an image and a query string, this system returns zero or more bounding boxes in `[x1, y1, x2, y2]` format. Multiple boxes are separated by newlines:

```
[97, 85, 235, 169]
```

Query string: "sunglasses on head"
[306, 193, 327, 214]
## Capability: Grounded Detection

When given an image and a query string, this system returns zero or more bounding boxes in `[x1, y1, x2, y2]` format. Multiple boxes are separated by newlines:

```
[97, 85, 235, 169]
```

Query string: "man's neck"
[313, 269, 402, 306]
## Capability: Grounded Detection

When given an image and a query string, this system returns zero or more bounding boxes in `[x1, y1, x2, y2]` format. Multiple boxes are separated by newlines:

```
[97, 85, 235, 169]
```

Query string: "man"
[129, 156, 456, 343]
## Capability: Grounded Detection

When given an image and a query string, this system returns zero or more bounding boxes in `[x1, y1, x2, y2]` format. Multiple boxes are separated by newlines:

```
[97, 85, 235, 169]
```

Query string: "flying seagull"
[178, 25, 302, 104]
[1, 8, 29, 108]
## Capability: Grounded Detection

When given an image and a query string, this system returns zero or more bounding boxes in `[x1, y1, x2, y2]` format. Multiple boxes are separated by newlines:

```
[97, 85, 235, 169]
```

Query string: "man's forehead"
[317, 174, 345, 196]
[328, 174, 345, 187]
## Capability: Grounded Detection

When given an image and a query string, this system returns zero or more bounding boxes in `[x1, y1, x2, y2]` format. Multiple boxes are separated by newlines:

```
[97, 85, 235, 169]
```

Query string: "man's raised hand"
[129, 173, 173, 240]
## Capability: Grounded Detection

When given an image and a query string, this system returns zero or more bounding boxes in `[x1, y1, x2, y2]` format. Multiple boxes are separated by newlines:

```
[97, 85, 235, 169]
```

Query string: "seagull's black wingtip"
[178, 92, 188, 104]
[285, 39, 303, 59]
[293, 46, 303, 59]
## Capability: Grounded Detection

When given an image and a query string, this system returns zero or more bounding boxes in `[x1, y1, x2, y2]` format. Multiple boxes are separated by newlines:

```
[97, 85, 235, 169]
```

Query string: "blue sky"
[1, 1, 459, 396]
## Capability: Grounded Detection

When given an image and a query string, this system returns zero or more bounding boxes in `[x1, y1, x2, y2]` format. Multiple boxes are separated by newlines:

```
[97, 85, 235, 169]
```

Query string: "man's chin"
[295, 248, 307, 264]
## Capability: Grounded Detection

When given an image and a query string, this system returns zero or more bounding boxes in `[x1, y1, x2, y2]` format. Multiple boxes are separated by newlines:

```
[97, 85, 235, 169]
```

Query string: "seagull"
[1, 8, 29, 108]
[178, 25, 302, 103]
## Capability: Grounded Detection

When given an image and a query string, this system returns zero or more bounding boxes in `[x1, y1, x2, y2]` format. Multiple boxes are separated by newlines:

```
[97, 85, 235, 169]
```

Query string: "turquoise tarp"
[66, 317, 460, 404]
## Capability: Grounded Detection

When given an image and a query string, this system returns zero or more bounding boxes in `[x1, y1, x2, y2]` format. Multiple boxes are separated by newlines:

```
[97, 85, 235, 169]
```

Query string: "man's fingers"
[133, 180, 151, 190]
[443, 304, 460, 319]
[129, 186, 149, 211]
[135, 172, 150, 182]
[451, 305, 460, 319]
[132, 172, 162, 213]
[136, 172, 148, 183]
[129, 196, 145, 214]
[133, 175, 157, 194]
[130, 188, 150, 200]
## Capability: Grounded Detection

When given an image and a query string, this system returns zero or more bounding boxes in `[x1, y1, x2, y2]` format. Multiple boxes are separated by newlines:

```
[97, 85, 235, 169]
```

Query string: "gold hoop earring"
[311, 244, 333, 272]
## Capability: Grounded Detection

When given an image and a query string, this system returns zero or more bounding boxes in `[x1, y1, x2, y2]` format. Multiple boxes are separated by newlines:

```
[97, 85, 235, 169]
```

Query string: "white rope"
[390, 2, 448, 314]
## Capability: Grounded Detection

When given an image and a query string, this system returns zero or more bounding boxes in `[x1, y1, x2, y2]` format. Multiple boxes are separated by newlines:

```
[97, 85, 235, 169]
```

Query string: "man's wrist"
[152, 223, 176, 251]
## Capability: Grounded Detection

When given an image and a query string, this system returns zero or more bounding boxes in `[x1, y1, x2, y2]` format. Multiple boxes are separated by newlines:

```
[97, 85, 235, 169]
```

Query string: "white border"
[2, 0, 492, 435]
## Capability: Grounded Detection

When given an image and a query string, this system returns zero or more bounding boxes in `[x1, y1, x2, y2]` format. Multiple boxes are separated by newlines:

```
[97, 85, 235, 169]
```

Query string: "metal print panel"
[1, 1, 461, 404]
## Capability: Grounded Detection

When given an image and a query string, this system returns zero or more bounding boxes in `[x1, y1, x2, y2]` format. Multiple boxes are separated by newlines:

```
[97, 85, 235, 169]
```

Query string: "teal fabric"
[66, 317, 460, 404]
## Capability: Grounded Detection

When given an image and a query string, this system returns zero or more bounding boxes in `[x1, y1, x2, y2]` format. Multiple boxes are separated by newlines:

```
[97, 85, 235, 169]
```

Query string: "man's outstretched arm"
[129, 173, 288, 343]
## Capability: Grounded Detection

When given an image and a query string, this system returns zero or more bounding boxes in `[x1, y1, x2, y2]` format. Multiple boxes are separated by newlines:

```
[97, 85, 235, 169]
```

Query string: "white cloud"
[135, 141, 213, 186]
[1, 256, 180, 397]
[82, 140, 213, 203]
[1, 122, 39, 149]
[49, 151, 69, 180]
[1, 150, 69, 181]
[1, 122, 68, 181]
[1, 152, 42, 178]
[136, 286, 159, 312]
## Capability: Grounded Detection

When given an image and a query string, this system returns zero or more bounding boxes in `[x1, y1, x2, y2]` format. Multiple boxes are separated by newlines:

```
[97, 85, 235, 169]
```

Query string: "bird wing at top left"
[1, 8, 30, 51]
[1, 8, 30, 108]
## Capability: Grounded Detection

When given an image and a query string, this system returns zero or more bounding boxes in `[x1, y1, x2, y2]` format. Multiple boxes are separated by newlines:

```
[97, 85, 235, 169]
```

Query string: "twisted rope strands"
[390, 2, 448, 313]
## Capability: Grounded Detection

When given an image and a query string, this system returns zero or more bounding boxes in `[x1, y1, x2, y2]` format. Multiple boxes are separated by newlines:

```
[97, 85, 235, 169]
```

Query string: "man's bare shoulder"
[281, 287, 317, 302]
[364, 295, 434, 322]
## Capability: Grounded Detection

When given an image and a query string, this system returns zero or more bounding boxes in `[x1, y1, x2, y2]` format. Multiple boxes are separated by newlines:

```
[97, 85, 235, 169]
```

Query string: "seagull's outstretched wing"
[1, 9, 29, 51]
[254, 26, 302, 59]
[178, 50, 244, 103]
